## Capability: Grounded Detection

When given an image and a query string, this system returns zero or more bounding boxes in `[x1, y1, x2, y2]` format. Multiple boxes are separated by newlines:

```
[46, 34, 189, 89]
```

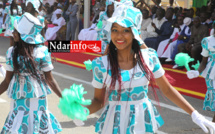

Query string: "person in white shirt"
[45, 9, 66, 40]
[157, 16, 191, 62]
[144, 8, 166, 39]
[141, 9, 152, 40]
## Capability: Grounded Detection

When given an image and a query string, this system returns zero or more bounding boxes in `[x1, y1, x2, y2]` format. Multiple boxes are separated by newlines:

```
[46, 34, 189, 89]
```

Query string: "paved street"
[0, 36, 212, 134]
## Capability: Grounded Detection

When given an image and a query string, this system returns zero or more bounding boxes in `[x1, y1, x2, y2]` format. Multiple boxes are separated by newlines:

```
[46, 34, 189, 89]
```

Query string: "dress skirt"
[95, 97, 164, 134]
[1, 97, 62, 134]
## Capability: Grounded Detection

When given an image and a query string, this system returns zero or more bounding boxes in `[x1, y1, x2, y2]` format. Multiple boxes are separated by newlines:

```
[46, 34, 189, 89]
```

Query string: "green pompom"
[97, 21, 103, 29]
[84, 59, 92, 71]
[0, 29, 2, 34]
[58, 84, 91, 121]
[192, 60, 200, 70]
[175, 53, 194, 71]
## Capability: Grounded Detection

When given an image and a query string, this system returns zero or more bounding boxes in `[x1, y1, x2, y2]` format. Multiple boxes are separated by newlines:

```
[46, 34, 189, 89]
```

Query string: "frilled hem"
[1, 98, 62, 134]
[95, 98, 164, 134]
[1, 110, 62, 134]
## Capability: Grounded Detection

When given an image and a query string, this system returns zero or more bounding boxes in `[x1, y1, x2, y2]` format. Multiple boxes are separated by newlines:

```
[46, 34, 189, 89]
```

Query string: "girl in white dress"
[87, 4, 215, 134]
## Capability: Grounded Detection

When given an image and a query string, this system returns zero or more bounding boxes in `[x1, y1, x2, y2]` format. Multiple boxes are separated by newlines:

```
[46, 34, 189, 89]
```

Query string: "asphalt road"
[0, 36, 212, 134]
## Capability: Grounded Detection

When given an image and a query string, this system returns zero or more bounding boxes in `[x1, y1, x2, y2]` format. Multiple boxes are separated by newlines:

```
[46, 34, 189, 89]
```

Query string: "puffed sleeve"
[40, 46, 54, 72]
[5, 47, 14, 71]
[201, 37, 209, 57]
[91, 57, 106, 89]
[144, 48, 165, 78]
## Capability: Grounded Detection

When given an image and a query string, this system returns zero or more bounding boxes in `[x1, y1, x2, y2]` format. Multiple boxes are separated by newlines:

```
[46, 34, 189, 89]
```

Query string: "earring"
[115, 47, 117, 50]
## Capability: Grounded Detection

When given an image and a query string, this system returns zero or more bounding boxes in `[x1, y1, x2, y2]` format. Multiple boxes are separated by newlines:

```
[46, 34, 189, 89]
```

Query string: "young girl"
[0, 13, 62, 133]
[3, 0, 22, 46]
[87, 4, 215, 134]
[187, 22, 215, 122]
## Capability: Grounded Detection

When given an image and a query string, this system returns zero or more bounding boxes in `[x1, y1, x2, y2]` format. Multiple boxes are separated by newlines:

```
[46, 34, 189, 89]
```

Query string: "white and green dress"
[201, 35, 215, 111]
[3, 5, 22, 37]
[1, 45, 62, 134]
[92, 48, 165, 134]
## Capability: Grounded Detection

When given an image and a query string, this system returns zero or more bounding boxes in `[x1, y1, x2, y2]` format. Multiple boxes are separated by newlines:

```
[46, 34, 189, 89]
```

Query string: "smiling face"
[111, 23, 134, 51]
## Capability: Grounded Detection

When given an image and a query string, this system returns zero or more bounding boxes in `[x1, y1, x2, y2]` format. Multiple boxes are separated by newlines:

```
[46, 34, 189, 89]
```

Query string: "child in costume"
[96, 0, 114, 54]
[3, 0, 22, 46]
[87, 4, 215, 134]
[0, 12, 62, 133]
[187, 22, 215, 122]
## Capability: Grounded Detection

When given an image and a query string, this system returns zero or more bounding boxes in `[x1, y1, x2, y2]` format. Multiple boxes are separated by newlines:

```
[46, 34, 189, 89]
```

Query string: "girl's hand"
[73, 119, 85, 126]
[191, 110, 215, 133]
[186, 70, 199, 79]
[51, 57, 57, 63]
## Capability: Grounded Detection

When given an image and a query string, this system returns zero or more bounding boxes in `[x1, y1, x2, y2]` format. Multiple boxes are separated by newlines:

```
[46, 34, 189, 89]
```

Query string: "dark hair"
[12, 32, 43, 83]
[10, 0, 19, 15]
[105, 39, 158, 101]
[27, 2, 37, 16]
[167, 7, 174, 13]
[142, 9, 149, 15]
[159, 8, 165, 17]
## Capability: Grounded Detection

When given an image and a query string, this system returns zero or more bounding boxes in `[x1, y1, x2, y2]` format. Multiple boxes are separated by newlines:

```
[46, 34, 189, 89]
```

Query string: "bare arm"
[3, 13, 7, 24]
[0, 71, 13, 95]
[140, 43, 148, 49]
[198, 57, 208, 74]
[87, 88, 106, 114]
[44, 71, 62, 98]
[155, 75, 195, 115]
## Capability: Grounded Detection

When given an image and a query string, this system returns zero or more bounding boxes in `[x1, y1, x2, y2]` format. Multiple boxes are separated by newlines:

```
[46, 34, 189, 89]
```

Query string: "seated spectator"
[78, 19, 98, 40]
[78, 2, 106, 41]
[144, 8, 175, 50]
[200, 11, 211, 27]
[143, 8, 166, 39]
[45, 9, 66, 40]
[150, 5, 157, 19]
[141, 9, 152, 40]
[157, 16, 191, 62]
[178, 16, 209, 64]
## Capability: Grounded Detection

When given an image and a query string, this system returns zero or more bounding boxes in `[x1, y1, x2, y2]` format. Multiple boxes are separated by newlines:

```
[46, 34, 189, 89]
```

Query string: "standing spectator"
[66, 0, 78, 40]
